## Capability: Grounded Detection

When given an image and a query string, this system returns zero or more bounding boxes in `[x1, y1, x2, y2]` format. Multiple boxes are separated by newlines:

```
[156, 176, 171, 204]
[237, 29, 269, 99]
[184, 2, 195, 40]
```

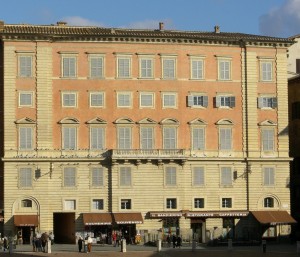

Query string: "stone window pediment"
[215, 119, 234, 125]
[114, 117, 134, 124]
[15, 117, 36, 124]
[258, 119, 277, 126]
[160, 118, 179, 125]
[86, 117, 107, 124]
[188, 118, 207, 125]
[58, 117, 79, 124]
[137, 118, 157, 124]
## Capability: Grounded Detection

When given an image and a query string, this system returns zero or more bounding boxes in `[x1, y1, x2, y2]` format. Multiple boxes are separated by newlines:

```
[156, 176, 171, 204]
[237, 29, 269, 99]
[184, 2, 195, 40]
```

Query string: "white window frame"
[19, 126, 33, 150]
[90, 92, 105, 108]
[190, 57, 204, 80]
[140, 126, 154, 149]
[218, 58, 232, 80]
[91, 167, 104, 187]
[90, 126, 105, 150]
[193, 167, 205, 186]
[18, 55, 33, 78]
[162, 92, 177, 109]
[117, 127, 132, 149]
[261, 128, 275, 151]
[215, 95, 235, 108]
[92, 199, 104, 210]
[120, 167, 132, 187]
[140, 92, 154, 108]
[161, 56, 176, 79]
[63, 167, 76, 187]
[19, 167, 32, 188]
[221, 167, 233, 186]
[163, 127, 177, 149]
[221, 198, 232, 208]
[194, 198, 205, 209]
[165, 166, 177, 186]
[192, 127, 205, 150]
[121, 199, 132, 210]
[139, 56, 154, 79]
[89, 54, 104, 78]
[260, 60, 273, 82]
[219, 127, 232, 151]
[263, 167, 275, 186]
[258, 96, 277, 109]
[117, 55, 132, 79]
[166, 198, 177, 209]
[62, 92, 77, 108]
[19, 91, 33, 107]
[117, 92, 132, 108]
[21, 199, 33, 208]
[61, 55, 77, 78]
[64, 199, 76, 210]
[62, 126, 77, 150]
[264, 197, 274, 208]
[187, 94, 208, 108]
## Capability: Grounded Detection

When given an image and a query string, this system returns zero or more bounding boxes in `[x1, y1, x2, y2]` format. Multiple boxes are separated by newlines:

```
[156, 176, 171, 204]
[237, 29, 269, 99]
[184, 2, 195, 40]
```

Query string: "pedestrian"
[166, 234, 171, 247]
[87, 234, 93, 252]
[172, 235, 177, 248]
[32, 235, 36, 252]
[78, 236, 83, 252]
[3, 237, 8, 251]
[112, 232, 117, 247]
[176, 235, 182, 248]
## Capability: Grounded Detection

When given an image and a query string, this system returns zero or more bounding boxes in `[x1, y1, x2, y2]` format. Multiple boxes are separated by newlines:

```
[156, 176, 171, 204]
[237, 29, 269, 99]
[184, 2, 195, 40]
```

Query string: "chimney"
[57, 21, 67, 26]
[159, 22, 164, 31]
[214, 25, 220, 33]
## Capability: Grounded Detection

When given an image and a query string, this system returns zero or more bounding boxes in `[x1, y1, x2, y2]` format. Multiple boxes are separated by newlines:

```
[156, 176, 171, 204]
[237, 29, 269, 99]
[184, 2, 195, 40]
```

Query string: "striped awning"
[252, 211, 297, 225]
[14, 215, 38, 226]
[113, 213, 143, 224]
[82, 213, 113, 226]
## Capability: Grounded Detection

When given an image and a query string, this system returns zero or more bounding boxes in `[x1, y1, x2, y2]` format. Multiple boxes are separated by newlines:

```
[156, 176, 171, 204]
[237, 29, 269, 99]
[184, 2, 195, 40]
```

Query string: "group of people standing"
[32, 232, 49, 252]
[166, 234, 182, 248]
[77, 235, 93, 253]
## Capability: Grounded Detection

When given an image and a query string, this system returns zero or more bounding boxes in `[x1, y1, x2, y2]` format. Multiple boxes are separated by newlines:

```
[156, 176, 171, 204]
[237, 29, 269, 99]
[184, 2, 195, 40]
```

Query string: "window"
[263, 167, 275, 186]
[19, 127, 33, 150]
[166, 198, 177, 209]
[21, 199, 32, 208]
[194, 198, 204, 208]
[292, 102, 300, 120]
[121, 199, 131, 209]
[90, 92, 104, 107]
[92, 199, 104, 210]
[187, 95, 208, 108]
[140, 127, 154, 149]
[215, 96, 235, 108]
[140, 58, 153, 78]
[64, 200, 76, 210]
[89, 56, 104, 78]
[261, 61, 272, 81]
[222, 198, 232, 208]
[117, 57, 131, 78]
[117, 92, 131, 107]
[219, 128, 232, 150]
[62, 93, 77, 107]
[258, 97, 277, 109]
[64, 167, 76, 187]
[118, 127, 132, 149]
[163, 93, 177, 108]
[165, 167, 177, 186]
[63, 127, 77, 150]
[264, 197, 274, 208]
[19, 92, 33, 107]
[163, 127, 177, 149]
[262, 129, 274, 151]
[19, 56, 32, 77]
[62, 56, 76, 78]
[221, 167, 233, 186]
[162, 58, 176, 79]
[19, 168, 32, 187]
[90, 127, 105, 150]
[120, 167, 131, 186]
[192, 127, 205, 150]
[218, 60, 231, 80]
[140, 93, 154, 108]
[191, 59, 204, 79]
[91, 167, 104, 187]
[193, 167, 205, 186]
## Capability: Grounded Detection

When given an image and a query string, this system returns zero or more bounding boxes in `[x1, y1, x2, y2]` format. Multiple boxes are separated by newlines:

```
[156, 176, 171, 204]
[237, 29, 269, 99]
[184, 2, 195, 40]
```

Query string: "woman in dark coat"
[78, 237, 83, 252]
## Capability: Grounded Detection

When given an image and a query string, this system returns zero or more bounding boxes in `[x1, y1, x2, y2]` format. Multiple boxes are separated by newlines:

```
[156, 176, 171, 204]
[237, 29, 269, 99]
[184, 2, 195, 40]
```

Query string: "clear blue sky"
[1, 0, 300, 38]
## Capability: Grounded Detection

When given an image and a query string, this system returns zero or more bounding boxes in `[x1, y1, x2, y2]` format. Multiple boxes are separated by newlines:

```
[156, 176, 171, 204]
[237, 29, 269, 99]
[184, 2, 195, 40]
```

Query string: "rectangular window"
[141, 127, 154, 149]
[91, 167, 104, 187]
[187, 95, 208, 108]
[19, 92, 33, 107]
[194, 198, 204, 208]
[90, 56, 104, 78]
[192, 128, 205, 150]
[261, 61, 272, 81]
[90, 92, 104, 107]
[19, 168, 32, 187]
[21, 199, 32, 208]
[92, 199, 104, 210]
[90, 127, 105, 150]
[191, 59, 204, 79]
[263, 167, 275, 186]
[219, 128, 232, 150]
[140, 93, 154, 108]
[218, 60, 231, 80]
[120, 167, 131, 186]
[221, 167, 232, 186]
[162, 58, 176, 79]
[117, 93, 131, 107]
[64, 200, 76, 210]
[216, 96, 235, 108]
[258, 97, 277, 109]
[62, 93, 77, 107]
[62, 57, 76, 78]
[262, 129, 274, 151]
[163, 93, 177, 108]
[64, 167, 76, 187]
[121, 199, 131, 209]
[118, 127, 132, 149]
[140, 58, 153, 78]
[117, 57, 131, 78]
[19, 127, 33, 150]
[166, 198, 177, 209]
[63, 127, 77, 150]
[222, 198, 232, 208]
[165, 167, 176, 186]
[193, 167, 205, 186]
[163, 127, 176, 149]
[19, 56, 32, 77]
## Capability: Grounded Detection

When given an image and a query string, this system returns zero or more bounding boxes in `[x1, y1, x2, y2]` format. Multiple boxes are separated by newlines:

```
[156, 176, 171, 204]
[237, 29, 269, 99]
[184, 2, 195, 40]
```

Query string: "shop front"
[14, 214, 39, 244]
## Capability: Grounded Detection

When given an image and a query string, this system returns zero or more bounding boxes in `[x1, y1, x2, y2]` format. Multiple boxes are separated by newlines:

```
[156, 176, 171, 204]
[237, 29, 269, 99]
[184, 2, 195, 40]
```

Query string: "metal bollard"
[121, 239, 126, 252]
[228, 239, 232, 251]
[262, 240, 266, 253]
[192, 240, 197, 252]
[157, 239, 162, 252]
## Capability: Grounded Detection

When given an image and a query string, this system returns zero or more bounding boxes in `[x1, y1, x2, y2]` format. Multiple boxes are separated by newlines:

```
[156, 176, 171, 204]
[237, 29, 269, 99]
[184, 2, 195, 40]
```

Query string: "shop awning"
[251, 211, 297, 225]
[83, 213, 113, 225]
[185, 211, 249, 218]
[113, 212, 143, 224]
[149, 211, 183, 218]
[14, 215, 38, 226]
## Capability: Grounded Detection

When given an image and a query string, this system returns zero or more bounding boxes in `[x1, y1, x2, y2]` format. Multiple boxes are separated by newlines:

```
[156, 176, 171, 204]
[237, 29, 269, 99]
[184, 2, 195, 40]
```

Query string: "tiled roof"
[0, 23, 294, 44]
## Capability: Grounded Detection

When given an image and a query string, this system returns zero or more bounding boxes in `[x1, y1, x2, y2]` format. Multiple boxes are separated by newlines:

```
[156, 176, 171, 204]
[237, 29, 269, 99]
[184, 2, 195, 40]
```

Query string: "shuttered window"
[140, 58, 153, 78]
[166, 167, 176, 186]
[219, 128, 232, 150]
[19, 56, 32, 77]
[64, 167, 76, 187]
[187, 95, 208, 107]
[261, 61, 272, 81]
[221, 167, 232, 186]
[91, 167, 104, 187]
[19, 127, 33, 150]
[90, 127, 104, 150]
[19, 168, 32, 187]
[63, 127, 77, 150]
[262, 129, 274, 151]
[118, 57, 131, 78]
[62, 57, 76, 78]
[193, 167, 205, 186]
[258, 97, 277, 108]
[163, 59, 175, 79]
[120, 167, 131, 186]
[163, 127, 176, 149]
[141, 127, 154, 149]
[219, 60, 231, 80]
[90, 57, 103, 78]
[191, 59, 203, 79]
[216, 96, 235, 108]
[118, 127, 131, 149]
[263, 167, 275, 186]
[192, 127, 205, 150]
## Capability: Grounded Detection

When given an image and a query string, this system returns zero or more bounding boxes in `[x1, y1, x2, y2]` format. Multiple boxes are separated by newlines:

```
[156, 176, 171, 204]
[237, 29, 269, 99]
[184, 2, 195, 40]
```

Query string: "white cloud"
[61, 16, 106, 27]
[259, 0, 300, 37]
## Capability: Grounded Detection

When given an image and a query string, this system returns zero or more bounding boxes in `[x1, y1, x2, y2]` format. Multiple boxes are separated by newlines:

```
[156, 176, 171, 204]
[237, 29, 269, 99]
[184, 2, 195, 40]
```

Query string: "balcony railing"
[112, 149, 186, 159]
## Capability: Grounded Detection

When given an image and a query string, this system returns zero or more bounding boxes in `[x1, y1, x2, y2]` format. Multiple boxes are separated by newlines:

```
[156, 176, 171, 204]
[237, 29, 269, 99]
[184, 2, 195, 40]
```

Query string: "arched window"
[264, 197, 274, 208]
